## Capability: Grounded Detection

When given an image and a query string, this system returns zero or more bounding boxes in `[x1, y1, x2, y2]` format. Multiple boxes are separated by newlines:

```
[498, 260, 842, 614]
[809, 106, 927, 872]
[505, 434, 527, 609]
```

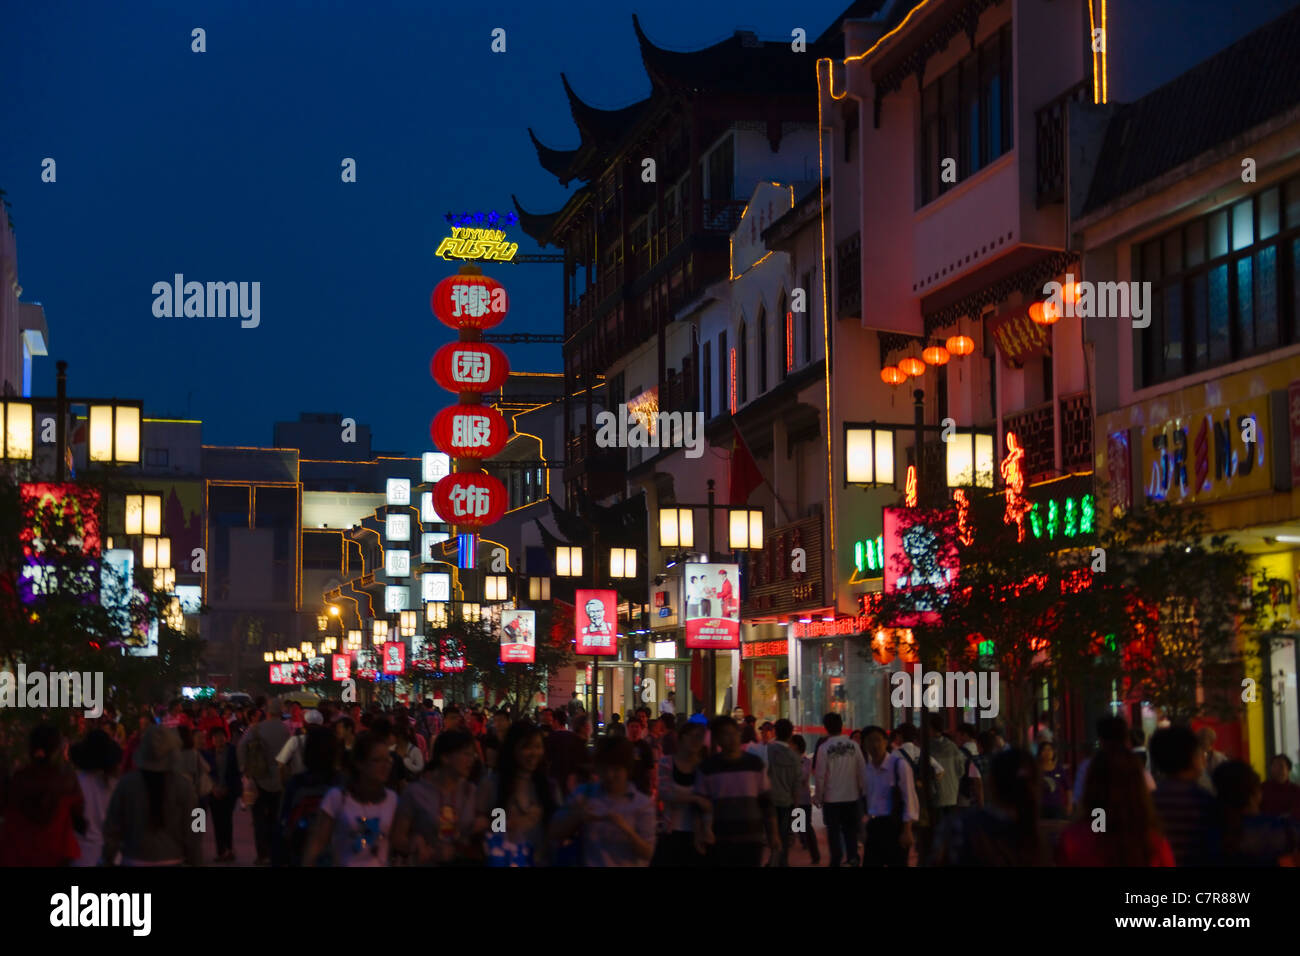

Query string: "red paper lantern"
[945, 334, 975, 356]
[431, 404, 509, 459]
[881, 366, 907, 385]
[431, 273, 508, 330]
[1028, 301, 1060, 326]
[898, 357, 925, 377]
[431, 341, 510, 394]
[431, 472, 508, 529]
[922, 345, 950, 366]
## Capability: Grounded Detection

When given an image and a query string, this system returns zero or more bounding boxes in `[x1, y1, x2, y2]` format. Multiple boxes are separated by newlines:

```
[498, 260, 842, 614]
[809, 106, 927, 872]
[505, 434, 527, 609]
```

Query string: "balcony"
[1002, 390, 1094, 483]
[1034, 80, 1089, 207]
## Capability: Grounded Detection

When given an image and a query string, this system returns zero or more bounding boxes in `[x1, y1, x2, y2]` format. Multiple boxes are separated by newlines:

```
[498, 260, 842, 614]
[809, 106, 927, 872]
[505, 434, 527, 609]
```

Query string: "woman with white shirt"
[303, 731, 398, 867]
[69, 729, 123, 866]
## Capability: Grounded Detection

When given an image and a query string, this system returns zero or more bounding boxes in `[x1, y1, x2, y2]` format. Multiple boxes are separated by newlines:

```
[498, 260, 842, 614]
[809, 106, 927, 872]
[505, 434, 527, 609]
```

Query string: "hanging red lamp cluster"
[429, 265, 511, 530]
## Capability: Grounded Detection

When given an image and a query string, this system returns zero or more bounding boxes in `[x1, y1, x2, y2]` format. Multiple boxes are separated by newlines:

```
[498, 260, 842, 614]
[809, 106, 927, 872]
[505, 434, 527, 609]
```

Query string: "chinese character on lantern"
[449, 483, 491, 518]
[451, 284, 490, 319]
[453, 350, 489, 383]
[451, 413, 491, 449]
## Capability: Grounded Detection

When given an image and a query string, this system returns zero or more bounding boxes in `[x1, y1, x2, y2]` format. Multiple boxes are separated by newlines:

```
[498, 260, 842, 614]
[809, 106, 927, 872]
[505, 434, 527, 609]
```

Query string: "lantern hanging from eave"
[431, 472, 508, 529]
[945, 334, 975, 356]
[1028, 301, 1060, 326]
[881, 366, 907, 386]
[922, 345, 950, 366]
[431, 341, 511, 394]
[898, 357, 925, 377]
[431, 404, 509, 459]
[431, 272, 508, 330]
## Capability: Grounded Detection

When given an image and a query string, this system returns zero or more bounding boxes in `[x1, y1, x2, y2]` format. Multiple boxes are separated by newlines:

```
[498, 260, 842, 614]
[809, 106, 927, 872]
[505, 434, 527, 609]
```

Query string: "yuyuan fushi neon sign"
[436, 227, 519, 263]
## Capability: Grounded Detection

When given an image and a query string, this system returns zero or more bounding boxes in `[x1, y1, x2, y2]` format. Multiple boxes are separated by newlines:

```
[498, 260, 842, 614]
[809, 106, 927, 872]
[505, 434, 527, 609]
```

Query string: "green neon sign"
[1028, 494, 1094, 541]
[854, 535, 885, 575]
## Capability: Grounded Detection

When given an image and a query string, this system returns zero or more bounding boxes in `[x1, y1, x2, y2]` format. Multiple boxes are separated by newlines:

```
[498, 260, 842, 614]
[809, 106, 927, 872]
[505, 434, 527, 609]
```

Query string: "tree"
[0, 468, 204, 757]
[454, 605, 573, 713]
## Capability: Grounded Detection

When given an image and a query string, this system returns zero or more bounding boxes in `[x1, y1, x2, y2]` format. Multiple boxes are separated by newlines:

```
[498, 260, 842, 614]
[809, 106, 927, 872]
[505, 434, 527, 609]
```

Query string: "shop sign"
[791, 614, 871, 639]
[744, 514, 823, 615]
[1140, 394, 1271, 504]
[741, 639, 789, 659]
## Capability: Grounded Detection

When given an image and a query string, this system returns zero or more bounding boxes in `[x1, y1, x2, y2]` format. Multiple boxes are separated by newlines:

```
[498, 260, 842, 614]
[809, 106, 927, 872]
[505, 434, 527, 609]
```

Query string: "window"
[706, 134, 735, 201]
[717, 331, 727, 417]
[738, 321, 749, 404]
[757, 307, 768, 393]
[703, 340, 713, 419]
[918, 23, 1013, 206]
[1137, 177, 1300, 386]
[145, 448, 169, 468]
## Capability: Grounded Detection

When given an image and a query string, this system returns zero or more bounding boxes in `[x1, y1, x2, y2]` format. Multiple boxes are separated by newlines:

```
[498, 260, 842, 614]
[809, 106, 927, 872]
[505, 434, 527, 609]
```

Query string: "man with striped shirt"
[694, 716, 780, 866]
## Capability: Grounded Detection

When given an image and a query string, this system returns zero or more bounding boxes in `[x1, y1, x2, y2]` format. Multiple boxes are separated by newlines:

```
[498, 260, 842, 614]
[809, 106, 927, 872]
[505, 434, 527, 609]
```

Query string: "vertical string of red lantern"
[429, 264, 512, 550]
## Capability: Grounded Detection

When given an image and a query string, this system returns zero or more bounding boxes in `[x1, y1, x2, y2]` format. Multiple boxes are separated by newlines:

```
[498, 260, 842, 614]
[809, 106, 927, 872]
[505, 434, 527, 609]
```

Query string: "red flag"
[728, 426, 763, 505]
[690, 648, 704, 703]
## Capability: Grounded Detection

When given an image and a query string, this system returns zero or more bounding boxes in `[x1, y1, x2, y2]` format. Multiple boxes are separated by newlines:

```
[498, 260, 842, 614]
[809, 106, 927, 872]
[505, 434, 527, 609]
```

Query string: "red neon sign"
[1000, 432, 1032, 542]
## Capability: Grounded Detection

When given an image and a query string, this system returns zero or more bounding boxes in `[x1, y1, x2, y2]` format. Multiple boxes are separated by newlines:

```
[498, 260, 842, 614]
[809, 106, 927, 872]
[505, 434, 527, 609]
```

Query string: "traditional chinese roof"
[1081, 2, 1300, 218]
[527, 128, 582, 187]
[512, 189, 589, 247]
[632, 13, 826, 95]
[561, 72, 652, 145]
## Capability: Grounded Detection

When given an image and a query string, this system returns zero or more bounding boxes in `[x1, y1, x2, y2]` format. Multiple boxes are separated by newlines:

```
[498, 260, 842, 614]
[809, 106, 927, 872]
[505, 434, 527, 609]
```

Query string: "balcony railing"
[1035, 80, 1089, 207]
[1060, 390, 1093, 473]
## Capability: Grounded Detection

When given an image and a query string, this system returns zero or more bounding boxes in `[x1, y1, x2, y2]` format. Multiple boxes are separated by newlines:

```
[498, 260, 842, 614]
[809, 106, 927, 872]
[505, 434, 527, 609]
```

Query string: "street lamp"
[141, 536, 170, 569]
[728, 508, 764, 551]
[844, 423, 896, 485]
[125, 494, 162, 536]
[658, 508, 695, 549]
[399, 610, 418, 637]
[372, 620, 389, 642]
[609, 548, 637, 579]
[485, 575, 508, 602]
[555, 546, 583, 578]
[426, 602, 448, 626]
[528, 576, 551, 601]
[88, 403, 141, 464]
[0, 401, 33, 460]
[348, 629, 362, 648]
[152, 568, 175, 592]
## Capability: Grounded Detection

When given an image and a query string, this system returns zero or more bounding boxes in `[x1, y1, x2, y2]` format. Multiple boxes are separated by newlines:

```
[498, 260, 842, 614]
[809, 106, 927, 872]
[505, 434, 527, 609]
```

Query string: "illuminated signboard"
[436, 227, 518, 263]
[1027, 494, 1095, 541]
[575, 589, 619, 656]
[21, 483, 102, 558]
[741, 640, 788, 659]
[444, 210, 518, 229]
[882, 506, 958, 626]
[1141, 398, 1270, 504]
[853, 535, 885, 577]
[497, 608, 536, 664]
[684, 564, 741, 650]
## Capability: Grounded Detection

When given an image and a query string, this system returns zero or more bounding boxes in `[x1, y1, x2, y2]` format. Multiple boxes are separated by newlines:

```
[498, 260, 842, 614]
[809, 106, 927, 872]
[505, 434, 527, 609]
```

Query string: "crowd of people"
[1, 697, 1298, 867]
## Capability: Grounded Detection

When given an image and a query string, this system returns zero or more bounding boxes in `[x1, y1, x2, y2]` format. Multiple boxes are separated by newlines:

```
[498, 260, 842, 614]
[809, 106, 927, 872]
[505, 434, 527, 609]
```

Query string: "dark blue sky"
[3, 0, 1294, 454]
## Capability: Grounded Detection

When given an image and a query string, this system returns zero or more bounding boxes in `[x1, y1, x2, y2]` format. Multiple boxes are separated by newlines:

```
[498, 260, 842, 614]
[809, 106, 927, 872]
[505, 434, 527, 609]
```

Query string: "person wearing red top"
[1056, 748, 1174, 867]
[0, 724, 85, 866]
[1260, 754, 1300, 820]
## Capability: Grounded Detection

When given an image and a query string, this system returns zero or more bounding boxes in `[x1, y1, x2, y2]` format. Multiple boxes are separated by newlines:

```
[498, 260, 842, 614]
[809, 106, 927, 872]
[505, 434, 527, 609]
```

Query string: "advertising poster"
[382, 641, 406, 675]
[354, 648, 379, 680]
[683, 563, 740, 650]
[332, 654, 351, 680]
[882, 506, 958, 625]
[439, 639, 465, 672]
[575, 589, 618, 656]
[498, 608, 536, 663]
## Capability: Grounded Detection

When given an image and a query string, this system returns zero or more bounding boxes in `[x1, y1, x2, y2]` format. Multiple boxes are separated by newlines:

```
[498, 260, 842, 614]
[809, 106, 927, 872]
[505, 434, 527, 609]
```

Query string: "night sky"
[2, 0, 1294, 454]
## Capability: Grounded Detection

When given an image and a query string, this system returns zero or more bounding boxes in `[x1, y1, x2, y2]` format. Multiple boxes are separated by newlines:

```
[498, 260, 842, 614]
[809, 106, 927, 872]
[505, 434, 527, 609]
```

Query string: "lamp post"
[657, 479, 763, 717]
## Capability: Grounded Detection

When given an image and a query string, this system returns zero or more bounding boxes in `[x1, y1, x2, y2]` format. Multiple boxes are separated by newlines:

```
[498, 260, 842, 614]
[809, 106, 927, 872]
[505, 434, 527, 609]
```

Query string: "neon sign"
[905, 465, 917, 507]
[954, 488, 974, 546]
[853, 535, 885, 576]
[443, 210, 519, 228]
[435, 227, 519, 263]
[1000, 432, 1032, 542]
[1027, 494, 1095, 541]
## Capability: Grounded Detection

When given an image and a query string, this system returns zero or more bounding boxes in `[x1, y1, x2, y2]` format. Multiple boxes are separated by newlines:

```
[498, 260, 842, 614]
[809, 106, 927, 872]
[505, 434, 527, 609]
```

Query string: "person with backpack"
[280, 727, 342, 867]
[891, 722, 944, 861]
[237, 695, 291, 866]
[925, 715, 965, 834]
[861, 726, 917, 867]
[954, 723, 984, 808]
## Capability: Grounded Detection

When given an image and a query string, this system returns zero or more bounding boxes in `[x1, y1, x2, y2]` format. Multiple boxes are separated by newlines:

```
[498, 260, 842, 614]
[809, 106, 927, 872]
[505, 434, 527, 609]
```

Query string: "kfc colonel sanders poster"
[575, 589, 618, 656]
